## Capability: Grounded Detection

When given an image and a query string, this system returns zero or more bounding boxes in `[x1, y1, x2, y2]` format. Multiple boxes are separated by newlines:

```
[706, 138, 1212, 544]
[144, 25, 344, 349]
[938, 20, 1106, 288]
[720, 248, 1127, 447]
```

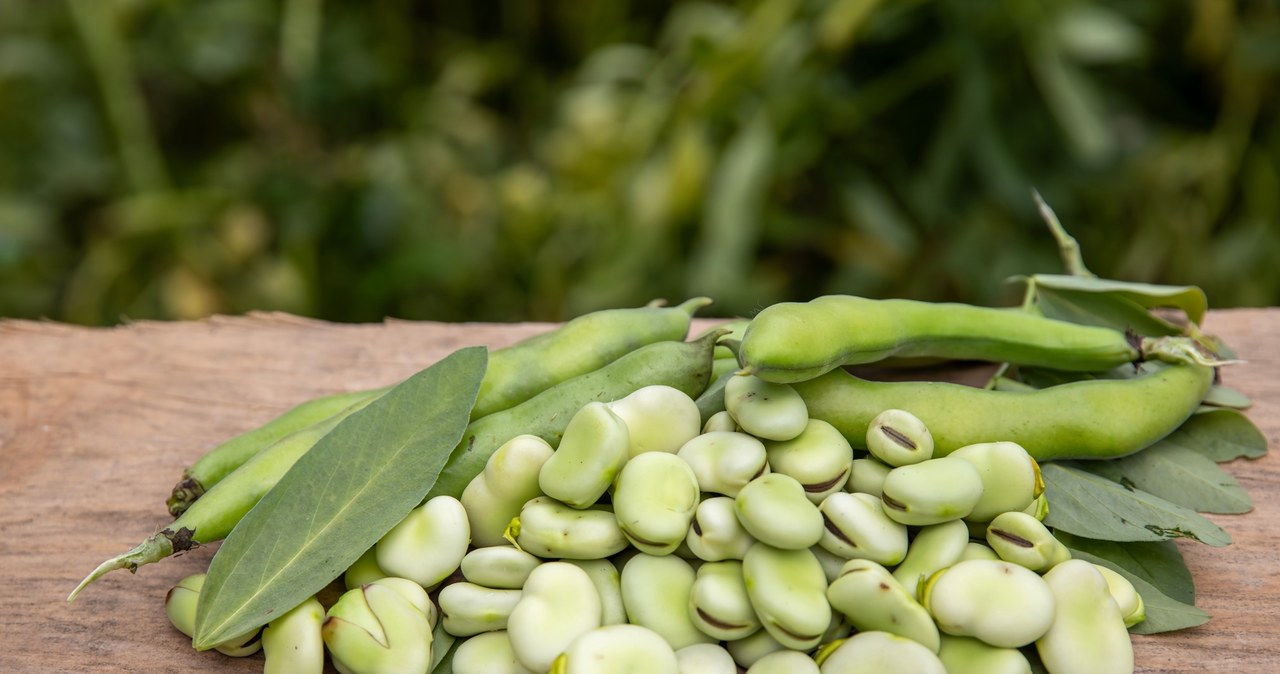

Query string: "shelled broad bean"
[168, 383, 1143, 674]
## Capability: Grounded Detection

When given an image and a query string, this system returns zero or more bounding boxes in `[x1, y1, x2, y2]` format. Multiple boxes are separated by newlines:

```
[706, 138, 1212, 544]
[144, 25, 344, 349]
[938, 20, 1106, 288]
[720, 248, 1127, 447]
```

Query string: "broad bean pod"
[475, 297, 710, 420]
[738, 295, 1213, 383]
[166, 297, 708, 517]
[167, 386, 389, 516]
[794, 363, 1213, 460]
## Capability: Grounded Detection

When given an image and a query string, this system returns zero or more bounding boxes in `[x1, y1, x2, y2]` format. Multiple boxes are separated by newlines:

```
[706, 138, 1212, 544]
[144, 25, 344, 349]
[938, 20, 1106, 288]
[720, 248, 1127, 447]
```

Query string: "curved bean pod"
[795, 363, 1213, 460]
[739, 295, 1156, 383]
[475, 297, 710, 419]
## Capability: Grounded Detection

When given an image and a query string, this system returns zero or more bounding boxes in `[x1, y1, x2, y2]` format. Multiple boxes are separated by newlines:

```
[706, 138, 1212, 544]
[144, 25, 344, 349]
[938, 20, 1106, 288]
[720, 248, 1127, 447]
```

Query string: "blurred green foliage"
[1, 0, 1278, 325]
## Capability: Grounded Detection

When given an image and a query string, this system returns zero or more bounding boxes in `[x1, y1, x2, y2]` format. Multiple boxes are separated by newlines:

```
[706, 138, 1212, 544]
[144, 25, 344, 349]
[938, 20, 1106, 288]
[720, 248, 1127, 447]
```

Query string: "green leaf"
[1072, 444, 1253, 515]
[1202, 384, 1252, 410]
[192, 347, 488, 650]
[1160, 408, 1268, 462]
[1028, 273, 1207, 325]
[1031, 284, 1184, 336]
[1054, 532, 1195, 604]
[1065, 548, 1211, 634]
[1040, 463, 1231, 546]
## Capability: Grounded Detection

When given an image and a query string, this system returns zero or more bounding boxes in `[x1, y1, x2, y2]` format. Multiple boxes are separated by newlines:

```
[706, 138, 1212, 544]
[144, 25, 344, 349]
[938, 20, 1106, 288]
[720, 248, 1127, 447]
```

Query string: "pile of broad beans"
[168, 384, 1148, 673]
[83, 292, 1234, 673]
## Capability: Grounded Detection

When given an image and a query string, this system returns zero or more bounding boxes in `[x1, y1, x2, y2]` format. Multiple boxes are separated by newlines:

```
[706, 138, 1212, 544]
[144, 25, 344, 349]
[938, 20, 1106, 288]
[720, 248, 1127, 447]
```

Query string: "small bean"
[936, 634, 1032, 674]
[817, 491, 909, 566]
[507, 562, 602, 673]
[1023, 492, 1049, 521]
[921, 559, 1056, 648]
[846, 457, 892, 497]
[376, 495, 470, 589]
[675, 643, 738, 674]
[510, 496, 629, 560]
[985, 511, 1072, 573]
[827, 559, 940, 652]
[613, 452, 701, 555]
[621, 554, 715, 650]
[1035, 560, 1134, 674]
[452, 631, 532, 674]
[608, 385, 702, 457]
[460, 546, 541, 590]
[890, 519, 970, 599]
[948, 442, 1041, 522]
[164, 573, 262, 657]
[561, 558, 628, 626]
[702, 410, 738, 434]
[343, 546, 386, 590]
[880, 457, 984, 526]
[461, 435, 555, 547]
[866, 409, 934, 467]
[688, 560, 760, 640]
[959, 541, 1001, 563]
[764, 419, 853, 503]
[725, 627, 787, 669]
[746, 650, 820, 674]
[322, 578, 434, 674]
[815, 631, 946, 674]
[262, 596, 324, 674]
[1094, 564, 1146, 628]
[678, 431, 769, 497]
[742, 544, 831, 651]
[538, 402, 631, 509]
[735, 473, 825, 550]
[687, 496, 757, 562]
[551, 624, 679, 674]
[724, 375, 808, 441]
[437, 582, 521, 637]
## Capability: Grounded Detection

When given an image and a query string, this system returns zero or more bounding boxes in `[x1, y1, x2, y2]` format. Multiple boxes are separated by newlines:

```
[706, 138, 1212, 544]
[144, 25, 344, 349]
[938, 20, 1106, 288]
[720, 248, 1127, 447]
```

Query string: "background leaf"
[1069, 444, 1253, 514]
[192, 346, 487, 649]
[1029, 274, 1208, 325]
[1030, 284, 1186, 336]
[1041, 463, 1231, 546]
[1160, 408, 1268, 462]
[1201, 385, 1252, 410]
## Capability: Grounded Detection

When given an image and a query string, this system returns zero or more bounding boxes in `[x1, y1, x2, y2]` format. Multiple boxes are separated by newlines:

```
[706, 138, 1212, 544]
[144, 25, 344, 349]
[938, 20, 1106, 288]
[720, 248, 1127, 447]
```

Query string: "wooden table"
[1, 310, 1276, 673]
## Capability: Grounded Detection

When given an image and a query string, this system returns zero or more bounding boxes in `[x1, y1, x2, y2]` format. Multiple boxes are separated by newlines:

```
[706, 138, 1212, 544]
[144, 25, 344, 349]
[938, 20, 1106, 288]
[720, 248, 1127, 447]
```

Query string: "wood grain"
[0, 310, 1275, 673]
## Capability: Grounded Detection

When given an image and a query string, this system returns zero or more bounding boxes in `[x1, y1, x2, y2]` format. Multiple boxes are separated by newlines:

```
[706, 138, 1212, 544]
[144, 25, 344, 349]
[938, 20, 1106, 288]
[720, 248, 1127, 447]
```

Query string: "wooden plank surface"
[0, 309, 1276, 673]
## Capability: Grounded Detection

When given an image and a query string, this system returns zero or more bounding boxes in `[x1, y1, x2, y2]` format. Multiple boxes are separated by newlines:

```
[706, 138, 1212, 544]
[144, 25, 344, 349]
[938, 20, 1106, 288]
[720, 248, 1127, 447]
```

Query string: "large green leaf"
[1065, 548, 1210, 634]
[193, 347, 488, 649]
[1040, 463, 1231, 546]
[1054, 532, 1194, 605]
[1072, 444, 1253, 515]
[1031, 284, 1185, 336]
[1028, 273, 1207, 325]
[1159, 408, 1268, 462]
[1201, 385, 1252, 410]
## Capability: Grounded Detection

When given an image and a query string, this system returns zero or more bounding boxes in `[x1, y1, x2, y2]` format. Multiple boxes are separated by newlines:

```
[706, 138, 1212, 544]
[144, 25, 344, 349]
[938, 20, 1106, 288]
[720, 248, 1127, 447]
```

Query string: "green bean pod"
[740, 296, 1155, 383]
[795, 363, 1214, 460]
[167, 386, 390, 516]
[474, 297, 710, 419]
[167, 297, 708, 517]
[72, 331, 718, 602]
[428, 329, 723, 503]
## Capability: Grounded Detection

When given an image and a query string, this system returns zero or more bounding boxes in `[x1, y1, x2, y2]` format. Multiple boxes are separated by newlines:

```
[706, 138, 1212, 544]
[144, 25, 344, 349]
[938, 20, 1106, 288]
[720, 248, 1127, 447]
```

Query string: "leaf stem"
[1032, 189, 1094, 278]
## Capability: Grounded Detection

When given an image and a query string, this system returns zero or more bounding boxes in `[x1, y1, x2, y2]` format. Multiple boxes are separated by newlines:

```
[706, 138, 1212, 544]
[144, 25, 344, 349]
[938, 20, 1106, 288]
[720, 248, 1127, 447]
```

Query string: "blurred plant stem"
[67, 0, 168, 192]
